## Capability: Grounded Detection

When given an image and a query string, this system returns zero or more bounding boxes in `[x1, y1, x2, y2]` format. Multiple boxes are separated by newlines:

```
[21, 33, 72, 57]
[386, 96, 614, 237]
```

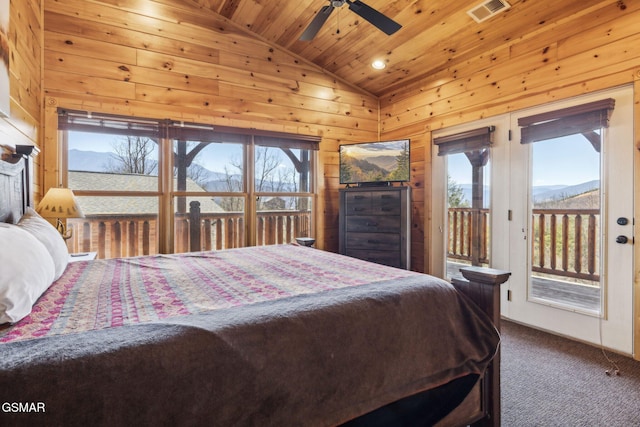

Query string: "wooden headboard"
[0, 145, 36, 224]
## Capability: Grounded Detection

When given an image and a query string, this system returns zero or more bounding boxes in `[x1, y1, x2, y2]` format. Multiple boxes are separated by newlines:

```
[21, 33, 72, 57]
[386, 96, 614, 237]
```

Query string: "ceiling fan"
[299, 0, 402, 41]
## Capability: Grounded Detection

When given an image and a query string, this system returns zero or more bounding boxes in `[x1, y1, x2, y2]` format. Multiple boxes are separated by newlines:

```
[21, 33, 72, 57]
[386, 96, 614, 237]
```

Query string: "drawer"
[344, 191, 402, 216]
[370, 190, 400, 203]
[345, 216, 401, 233]
[346, 232, 400, 251]
[371, 193, 401, 215]
[344, 193, 373, 215]
[345, 249, 401, 268]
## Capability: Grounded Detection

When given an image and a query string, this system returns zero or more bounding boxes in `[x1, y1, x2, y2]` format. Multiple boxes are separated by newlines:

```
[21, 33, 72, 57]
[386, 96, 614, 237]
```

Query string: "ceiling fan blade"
[347, 0, 402, 35]
[299, 5, 335, 41]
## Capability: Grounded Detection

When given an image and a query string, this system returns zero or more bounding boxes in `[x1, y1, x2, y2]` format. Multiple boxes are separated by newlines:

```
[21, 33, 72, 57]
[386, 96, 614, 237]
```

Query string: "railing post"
[574, 214, 583, 275]
[226, 218, 234, 249]
[215, 220, 223, 250]
[538, 213, 545, 269]
[451, 210, 457, 255]
[113, 221, 121, 258]
[143, 221, 150, 255]
[203, 219, 212, 251]
[588, 213, 596, 276]
[189, 201, 201, 252]
[98, 221, 106, 259]
[277, 215, 284, 244]
[562, 214, 569, 273]
[550, 214, 557, 271]
[82, 222, 91, 253]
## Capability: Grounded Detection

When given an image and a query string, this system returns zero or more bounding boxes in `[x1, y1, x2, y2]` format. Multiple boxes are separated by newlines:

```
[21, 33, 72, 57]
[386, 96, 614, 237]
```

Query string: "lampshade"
[37, 188, 84, 219]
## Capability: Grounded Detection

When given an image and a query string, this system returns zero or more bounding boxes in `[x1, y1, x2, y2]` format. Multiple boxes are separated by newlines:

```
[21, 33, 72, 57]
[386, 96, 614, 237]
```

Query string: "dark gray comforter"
[0, 275, 499, 426]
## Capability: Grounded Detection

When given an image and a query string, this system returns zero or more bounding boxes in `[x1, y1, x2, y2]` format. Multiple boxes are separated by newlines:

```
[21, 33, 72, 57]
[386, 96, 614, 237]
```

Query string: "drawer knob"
[366, 222, 378, 226]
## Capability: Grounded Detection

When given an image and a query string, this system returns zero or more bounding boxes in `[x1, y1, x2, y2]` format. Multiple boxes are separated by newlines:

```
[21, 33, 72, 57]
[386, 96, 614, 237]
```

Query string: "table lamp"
[36, 188, 84, 240]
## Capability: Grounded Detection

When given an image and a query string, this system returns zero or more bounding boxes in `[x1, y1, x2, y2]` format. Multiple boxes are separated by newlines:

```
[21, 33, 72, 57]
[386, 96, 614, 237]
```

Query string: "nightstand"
[69, 252, 97, 262]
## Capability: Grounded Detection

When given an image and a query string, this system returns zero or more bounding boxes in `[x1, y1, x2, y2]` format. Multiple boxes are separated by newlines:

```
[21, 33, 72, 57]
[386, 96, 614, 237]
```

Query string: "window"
[59, 110, 318, 258]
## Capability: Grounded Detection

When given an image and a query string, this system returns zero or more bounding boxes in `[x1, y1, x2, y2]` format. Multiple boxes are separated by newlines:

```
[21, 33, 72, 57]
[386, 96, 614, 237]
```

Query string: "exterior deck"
[447, 260, 600, 312]
[447, 205, 601, 313]
[66, 207, 312, 259]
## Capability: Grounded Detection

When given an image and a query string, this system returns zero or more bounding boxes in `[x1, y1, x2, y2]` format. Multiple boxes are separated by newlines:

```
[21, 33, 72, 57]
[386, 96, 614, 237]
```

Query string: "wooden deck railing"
[67, 208, 312, 259]
[448, 207, 600, 282]
[67, 213, 158, 259]
[531, 208, 599, 282]
[448, 208, 490, 265]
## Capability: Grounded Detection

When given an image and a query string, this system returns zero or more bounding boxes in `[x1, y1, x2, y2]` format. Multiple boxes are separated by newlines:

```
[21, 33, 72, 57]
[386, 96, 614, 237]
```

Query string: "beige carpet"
[501, 320, 640, 426]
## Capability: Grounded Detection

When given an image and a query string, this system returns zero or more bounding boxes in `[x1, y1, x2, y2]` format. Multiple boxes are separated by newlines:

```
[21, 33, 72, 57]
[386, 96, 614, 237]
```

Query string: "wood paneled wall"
[42, 0, 379, 253]
[380, 0, 640, 273]
[30, 0, 640, 276]
[0, 0, 43, 197]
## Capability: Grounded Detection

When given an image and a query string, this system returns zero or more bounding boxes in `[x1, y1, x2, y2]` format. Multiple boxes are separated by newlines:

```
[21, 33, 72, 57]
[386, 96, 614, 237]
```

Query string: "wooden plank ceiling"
[172, 0, 616, 97]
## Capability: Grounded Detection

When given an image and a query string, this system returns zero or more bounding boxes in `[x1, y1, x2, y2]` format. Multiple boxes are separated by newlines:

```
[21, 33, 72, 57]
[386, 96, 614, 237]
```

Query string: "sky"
[340, 139, 409, 159]
[70, 131, 249, 173]
[447, 134, 600, 187]
[71, 131, 600, 187]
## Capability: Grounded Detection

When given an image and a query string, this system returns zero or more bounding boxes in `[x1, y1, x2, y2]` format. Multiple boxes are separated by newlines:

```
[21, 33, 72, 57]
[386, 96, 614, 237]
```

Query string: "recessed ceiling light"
[371, 60, 386, 70]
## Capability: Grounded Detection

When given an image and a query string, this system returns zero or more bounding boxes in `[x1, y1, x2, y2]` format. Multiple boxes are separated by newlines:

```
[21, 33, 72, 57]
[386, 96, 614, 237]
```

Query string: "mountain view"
[339, 140, 410, 184]
[69, 149, 291, 192]
[73, 149, 599, 209]
[457, 180, 600, 209]
[340, 154, 391, 182]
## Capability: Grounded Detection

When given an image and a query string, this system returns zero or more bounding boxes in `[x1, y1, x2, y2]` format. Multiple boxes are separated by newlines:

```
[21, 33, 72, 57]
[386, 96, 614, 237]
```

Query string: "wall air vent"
[467, 0, 511, 23]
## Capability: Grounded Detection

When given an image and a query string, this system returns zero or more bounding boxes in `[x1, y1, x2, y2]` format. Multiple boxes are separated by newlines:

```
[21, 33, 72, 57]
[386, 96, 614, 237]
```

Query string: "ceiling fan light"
[371, 60, 386, 70]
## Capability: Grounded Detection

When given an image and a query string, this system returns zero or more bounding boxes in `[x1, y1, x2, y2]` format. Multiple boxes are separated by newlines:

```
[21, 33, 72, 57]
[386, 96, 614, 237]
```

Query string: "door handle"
[616, 235, 629, 244]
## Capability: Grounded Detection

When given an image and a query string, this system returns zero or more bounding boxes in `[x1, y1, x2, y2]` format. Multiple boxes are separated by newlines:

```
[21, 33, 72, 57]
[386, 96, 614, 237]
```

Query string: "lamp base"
[56, 218, 73, 241]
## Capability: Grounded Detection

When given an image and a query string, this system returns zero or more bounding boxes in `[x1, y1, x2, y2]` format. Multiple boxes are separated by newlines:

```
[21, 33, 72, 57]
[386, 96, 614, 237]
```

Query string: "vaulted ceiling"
[180, 0, 612, 97]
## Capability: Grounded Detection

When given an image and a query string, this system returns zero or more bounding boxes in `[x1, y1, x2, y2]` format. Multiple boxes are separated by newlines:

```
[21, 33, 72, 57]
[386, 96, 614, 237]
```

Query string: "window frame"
[59, 109, 318, 256]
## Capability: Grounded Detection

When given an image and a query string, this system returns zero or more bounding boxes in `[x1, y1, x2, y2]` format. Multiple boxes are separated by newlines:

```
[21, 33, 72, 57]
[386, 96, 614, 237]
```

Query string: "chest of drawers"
[339, 186, 410, 269]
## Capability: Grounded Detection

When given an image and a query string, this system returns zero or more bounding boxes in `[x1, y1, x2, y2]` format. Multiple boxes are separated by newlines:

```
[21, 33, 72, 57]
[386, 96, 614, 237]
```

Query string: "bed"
[0, 147, 507, 426]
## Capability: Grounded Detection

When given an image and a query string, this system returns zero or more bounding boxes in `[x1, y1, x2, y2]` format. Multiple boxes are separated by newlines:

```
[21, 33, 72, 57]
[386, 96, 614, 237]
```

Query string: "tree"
[106, 136, 158, 175]
[340, 155, 354, 183]
[255, 146, 285, 195]
[217, 163, 244, 212]
[218, 146, 302, 212]
[183, 158, 209, 188]
[388, 141, 410, 181]
[448, 174, 469, 208]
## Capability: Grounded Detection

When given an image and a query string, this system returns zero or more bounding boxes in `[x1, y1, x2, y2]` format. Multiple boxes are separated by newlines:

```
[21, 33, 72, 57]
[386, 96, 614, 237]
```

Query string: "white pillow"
[0, 223, 56, 324]
[17, 207, 69, 280]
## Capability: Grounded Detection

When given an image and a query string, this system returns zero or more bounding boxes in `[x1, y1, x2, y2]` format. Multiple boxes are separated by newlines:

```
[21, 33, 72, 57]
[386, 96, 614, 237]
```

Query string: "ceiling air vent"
[467, 0, 511, 23]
